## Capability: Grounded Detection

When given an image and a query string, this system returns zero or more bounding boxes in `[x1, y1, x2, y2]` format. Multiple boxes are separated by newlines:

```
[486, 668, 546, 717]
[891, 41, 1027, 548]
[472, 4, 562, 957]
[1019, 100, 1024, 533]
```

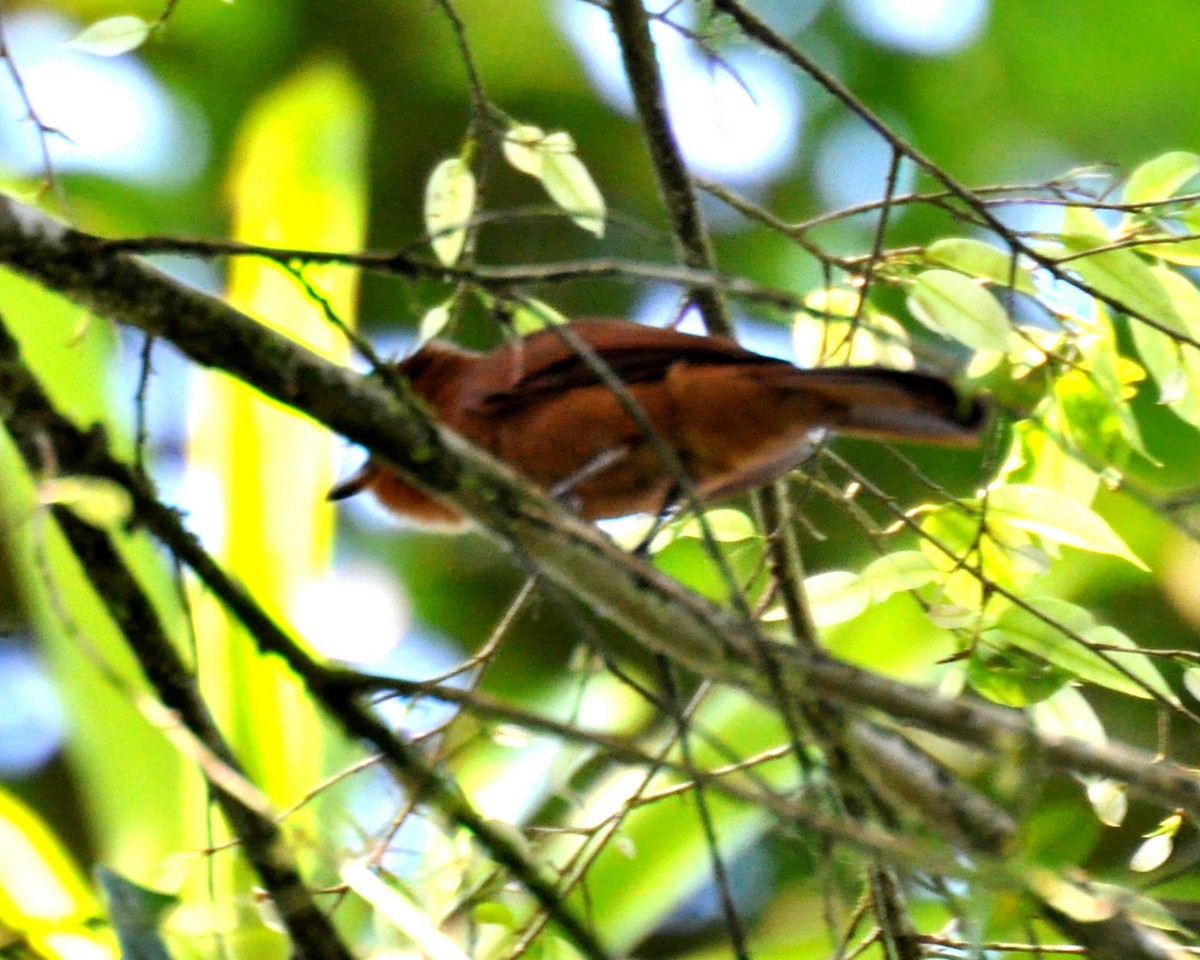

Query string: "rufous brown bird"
[329, 319, 985, 529]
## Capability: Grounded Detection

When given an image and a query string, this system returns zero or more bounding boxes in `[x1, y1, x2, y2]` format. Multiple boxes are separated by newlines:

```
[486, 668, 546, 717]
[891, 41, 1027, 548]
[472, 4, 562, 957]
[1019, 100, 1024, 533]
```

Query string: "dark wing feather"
[775, 366, 987, 441]
[460, 319, 779, 412]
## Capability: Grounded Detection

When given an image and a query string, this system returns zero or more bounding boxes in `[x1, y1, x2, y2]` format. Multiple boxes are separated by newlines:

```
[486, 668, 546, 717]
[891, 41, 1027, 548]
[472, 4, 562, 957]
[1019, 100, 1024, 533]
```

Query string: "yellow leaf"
[38, 475, 132, 529]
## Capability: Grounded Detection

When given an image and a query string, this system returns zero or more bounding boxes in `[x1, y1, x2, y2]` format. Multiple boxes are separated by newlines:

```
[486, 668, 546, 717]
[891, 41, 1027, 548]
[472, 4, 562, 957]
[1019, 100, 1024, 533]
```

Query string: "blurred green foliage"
[4, 1, 1200, 957]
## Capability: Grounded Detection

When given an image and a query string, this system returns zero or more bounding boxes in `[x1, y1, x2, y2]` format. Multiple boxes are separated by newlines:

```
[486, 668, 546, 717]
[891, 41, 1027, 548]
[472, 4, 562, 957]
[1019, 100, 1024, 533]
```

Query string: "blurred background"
[3, 0, 1200, 954]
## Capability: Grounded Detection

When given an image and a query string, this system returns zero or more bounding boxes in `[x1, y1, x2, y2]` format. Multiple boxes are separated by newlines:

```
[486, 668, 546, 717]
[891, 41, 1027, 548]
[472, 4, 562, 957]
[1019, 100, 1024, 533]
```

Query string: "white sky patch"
[0, 10, 207, 185]
[812, 115, 918, 213]
[0, 644, 67, 776]
[556, 1, 803, 185]
[842, 0, 989, 55]
[293, 565, 411, 665]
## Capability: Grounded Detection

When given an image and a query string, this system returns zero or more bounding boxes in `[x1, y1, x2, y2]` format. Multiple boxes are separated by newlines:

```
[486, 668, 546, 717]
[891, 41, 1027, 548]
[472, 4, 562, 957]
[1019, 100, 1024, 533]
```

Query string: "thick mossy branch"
[0, 196, 1198, 820]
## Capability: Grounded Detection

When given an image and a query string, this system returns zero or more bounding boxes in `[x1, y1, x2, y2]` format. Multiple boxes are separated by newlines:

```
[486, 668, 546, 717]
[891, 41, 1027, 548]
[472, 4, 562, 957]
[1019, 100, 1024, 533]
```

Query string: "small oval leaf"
[860, 550, 940, 602]
[473, 901, 517, 928]
[926, 238, 1038, 295]
[908, 270, 1012, 351]
[1139, 235, 1200, 266]
[507, 297, 571, 334]
[502, 125, 546, 177]
[1130, 833, 1173, 873]
[39, 475, 134, 528]
[675, 508, 758, 543]
[541, 149, 605, 237]
[805, 571, 869, 627]
[424, 157, 476, 266]
[926, 604, 974, 629]
[794, 305, 913, 369]
[1086, 779, 1128, 827]
[66, 15, 151, 56]
[417, 300, 453, 345]
[1059, 233, 1184, 332]
[1032, 685, 1106, 747]
[1183, 666, 1200, 702]
[1130, 267, 1200, 428]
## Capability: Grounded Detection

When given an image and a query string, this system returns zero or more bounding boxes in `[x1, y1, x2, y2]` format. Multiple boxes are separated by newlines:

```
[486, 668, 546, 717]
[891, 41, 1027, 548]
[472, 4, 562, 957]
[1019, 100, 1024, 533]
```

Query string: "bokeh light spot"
[842, 0, 989, 55]
[0, 644, 67, 776]
[556, 1, 803, 185]
[0, 10, 208, 185]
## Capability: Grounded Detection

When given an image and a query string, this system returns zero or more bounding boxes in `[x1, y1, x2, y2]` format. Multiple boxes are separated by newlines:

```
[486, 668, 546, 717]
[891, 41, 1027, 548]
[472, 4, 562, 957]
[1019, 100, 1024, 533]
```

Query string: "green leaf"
[653, 527, 767, 604]
[1122, 151, 1200, 206]
[96, 867, 178, 960]
[424, 157, 476, 265]
[1138, 235, 1200, 266]
[1059, 233, 1184, 332]
[918, 499, 1049, 611]
[1062, 204, 1112, 240]
[65, 15, 151, 56]
[1129, 267, 1200, 428]
[927, 604, 975, 629]
[674, 508, 758, 543]
[1184, 667, 1200, 702]
[473, 901, 517, 928]
[859, 551, 940, 602]
[417, 300, 453, 345]
[38, 475, 133, 529]
[926, 238, 1038, 295]
[507, 296, 570, 334]
[984, 483, 1148, 570]
[804, 571, 869, 627]
[1031, 685, 1106, 747]
[1084, 624, 1179, 704]
[998, 417, 1100, 505]
[499, 127, 606, 236]
[984, 598, 1171, 700]
[907, 269, 1012, 351]
[793, 299, 913, 368]
[967, 648, 1070, 706]
[502, 124, 547, 176]
[541, 143, 606, 238]
[1053, 303, 1154, 464]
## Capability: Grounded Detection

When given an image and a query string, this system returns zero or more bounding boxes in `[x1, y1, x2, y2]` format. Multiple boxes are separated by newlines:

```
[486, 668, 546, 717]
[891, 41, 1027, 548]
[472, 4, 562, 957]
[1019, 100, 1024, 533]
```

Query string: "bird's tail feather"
[781, 366, 987, 447]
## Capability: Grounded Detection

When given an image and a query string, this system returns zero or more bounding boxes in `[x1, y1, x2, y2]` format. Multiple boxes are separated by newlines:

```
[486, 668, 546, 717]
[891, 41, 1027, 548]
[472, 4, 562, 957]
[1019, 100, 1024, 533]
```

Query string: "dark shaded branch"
[0, 329, 352, 959]
[101, 234, 811, 313]
[1, 197, 1198, 819]
[709, 0, 1200, 353]
[49, 516, 354, 960]
[607, 0, 731, 336]
[0, 311, 613, 960]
